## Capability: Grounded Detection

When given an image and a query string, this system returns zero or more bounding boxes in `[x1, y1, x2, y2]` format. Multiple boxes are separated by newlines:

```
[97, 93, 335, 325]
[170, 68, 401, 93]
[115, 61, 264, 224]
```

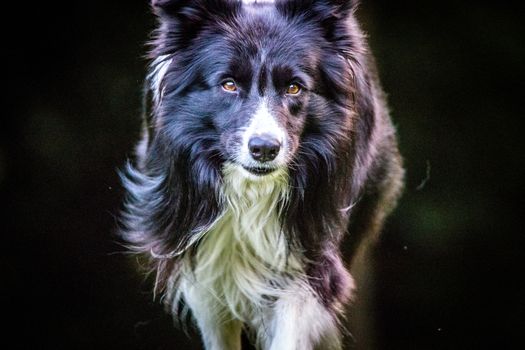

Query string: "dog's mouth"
[242, 165, 277, 176]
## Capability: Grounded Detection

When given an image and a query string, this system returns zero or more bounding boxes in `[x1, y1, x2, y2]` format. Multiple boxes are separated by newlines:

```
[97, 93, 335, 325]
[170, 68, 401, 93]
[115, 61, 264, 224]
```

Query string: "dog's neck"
[175, 163, 303, 323]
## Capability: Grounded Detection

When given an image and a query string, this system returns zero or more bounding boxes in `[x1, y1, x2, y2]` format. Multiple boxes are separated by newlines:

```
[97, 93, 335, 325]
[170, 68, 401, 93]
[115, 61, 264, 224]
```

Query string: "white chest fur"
[175, 164, 303, 323]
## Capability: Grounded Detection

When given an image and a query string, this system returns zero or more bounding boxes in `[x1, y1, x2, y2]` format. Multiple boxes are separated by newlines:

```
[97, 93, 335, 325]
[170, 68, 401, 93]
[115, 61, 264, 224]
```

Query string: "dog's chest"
[179, 166, 303, 320]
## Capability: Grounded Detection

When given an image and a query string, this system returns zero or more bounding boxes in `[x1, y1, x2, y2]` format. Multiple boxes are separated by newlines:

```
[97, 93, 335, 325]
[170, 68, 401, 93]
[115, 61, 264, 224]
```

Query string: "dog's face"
[123, 0, 376, 290]
[150, 0, 355, 179]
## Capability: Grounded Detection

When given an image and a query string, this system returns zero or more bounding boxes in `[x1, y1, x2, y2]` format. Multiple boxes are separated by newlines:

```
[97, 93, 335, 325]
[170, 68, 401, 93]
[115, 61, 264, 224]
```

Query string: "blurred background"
[3, 1, 523, 349]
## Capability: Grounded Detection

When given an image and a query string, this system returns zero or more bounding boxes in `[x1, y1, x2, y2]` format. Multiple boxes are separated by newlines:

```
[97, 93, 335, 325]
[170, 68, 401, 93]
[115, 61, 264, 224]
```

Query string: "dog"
[120, 0, 404, 348]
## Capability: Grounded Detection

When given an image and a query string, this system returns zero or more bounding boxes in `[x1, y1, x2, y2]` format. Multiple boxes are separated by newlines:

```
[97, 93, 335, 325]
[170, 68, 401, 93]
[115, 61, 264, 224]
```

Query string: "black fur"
[120, 0, 404, 345]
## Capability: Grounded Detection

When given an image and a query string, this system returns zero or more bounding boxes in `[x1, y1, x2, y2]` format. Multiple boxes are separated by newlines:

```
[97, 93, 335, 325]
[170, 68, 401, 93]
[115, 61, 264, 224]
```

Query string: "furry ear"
[149, 0, 240, 56]
[151, 0, 196, 17]
[313, 0, 357, 16]
[277, 0, 357, 47]
[276, 0, 357, 19]
[151, 0, 179, 10]
[151, 0, 239, 18]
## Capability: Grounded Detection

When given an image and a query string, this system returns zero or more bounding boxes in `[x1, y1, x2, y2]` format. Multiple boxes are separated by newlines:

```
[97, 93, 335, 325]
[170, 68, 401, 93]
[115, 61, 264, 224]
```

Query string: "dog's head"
[146, 0, 362, 180]
[122, 0, 376, 288]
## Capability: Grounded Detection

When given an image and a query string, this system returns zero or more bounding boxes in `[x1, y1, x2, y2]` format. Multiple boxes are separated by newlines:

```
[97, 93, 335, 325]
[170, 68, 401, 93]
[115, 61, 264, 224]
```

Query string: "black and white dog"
[120, 0, 404, 348]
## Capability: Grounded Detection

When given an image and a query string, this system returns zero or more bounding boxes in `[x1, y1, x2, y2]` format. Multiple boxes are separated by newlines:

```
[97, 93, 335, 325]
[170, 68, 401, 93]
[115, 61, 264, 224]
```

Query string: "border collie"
[120, 0, 404, 348]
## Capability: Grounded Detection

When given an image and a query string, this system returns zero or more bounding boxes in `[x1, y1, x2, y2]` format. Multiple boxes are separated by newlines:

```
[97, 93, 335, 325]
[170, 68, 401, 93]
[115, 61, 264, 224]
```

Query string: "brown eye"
[222, 80, 237, 92]
[286, 83, 301, 95]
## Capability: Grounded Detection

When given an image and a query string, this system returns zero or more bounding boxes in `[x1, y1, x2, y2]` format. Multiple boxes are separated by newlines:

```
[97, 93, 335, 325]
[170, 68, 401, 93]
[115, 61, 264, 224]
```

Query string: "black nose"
[248, 135, 281, 162]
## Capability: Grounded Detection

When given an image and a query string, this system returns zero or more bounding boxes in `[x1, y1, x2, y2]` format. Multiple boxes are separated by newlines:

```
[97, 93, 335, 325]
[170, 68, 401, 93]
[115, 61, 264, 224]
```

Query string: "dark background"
[3, 1, 524, 349]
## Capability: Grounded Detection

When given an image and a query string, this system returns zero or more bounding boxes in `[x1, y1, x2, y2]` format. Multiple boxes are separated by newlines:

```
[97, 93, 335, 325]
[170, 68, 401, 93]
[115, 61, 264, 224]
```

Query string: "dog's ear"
[276, 0, 356, 18]
[151, 0, 195, 17]
[149, 0, 240, 56]
[151, 0, 238, 19]
[151, 0, 179, 12]
[277, 0, 357, 41]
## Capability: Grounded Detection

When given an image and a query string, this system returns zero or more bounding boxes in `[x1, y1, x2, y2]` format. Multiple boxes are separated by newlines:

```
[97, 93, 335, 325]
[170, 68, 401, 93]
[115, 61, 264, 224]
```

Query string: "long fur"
[120, 0, 404, 348]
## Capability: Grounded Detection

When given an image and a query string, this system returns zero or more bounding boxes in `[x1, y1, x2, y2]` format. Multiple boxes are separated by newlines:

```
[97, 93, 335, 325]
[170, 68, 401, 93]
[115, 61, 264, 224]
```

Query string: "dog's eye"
[222, 80, 237, 92]
[286, 83, 301, 95]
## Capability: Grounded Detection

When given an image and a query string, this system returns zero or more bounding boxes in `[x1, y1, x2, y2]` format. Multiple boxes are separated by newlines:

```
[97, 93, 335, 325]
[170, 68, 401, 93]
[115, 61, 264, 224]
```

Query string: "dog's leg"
[181, 281, 242, 350]
[266, 284, 342, 350]
[194, 317, 242, 350]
